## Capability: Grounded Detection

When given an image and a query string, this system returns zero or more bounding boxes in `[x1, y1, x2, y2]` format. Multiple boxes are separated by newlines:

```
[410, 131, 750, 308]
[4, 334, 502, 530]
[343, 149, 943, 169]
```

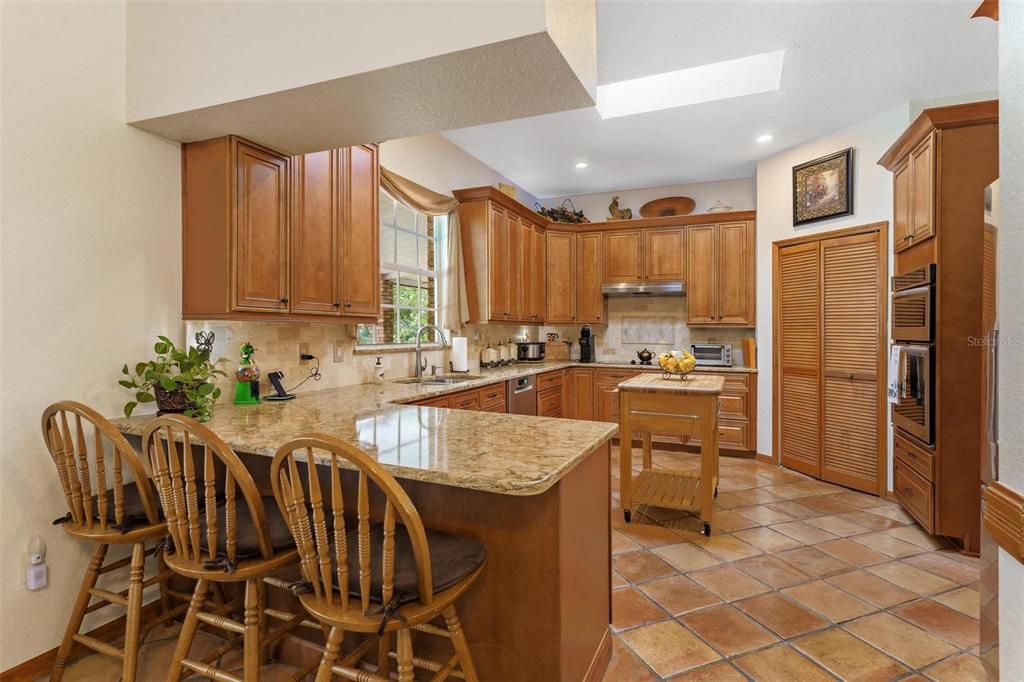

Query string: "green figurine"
[233, 341, 261, 405]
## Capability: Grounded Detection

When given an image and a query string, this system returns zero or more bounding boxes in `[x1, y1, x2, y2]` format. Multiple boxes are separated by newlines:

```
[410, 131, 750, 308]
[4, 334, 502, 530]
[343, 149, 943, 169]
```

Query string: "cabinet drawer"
[718, 392, 748, 420]
[538, 388, 563, 417]
[694, 371, 750, 392]
[687, 419, 748, 450]
[450, 391, 480, 411]
[894, 459, 934, 532]
[894, 435, 935, 482]
[478, 384, 506, 409]
[537, 371, 563, 393]
[597, 368, 640, 383]
[415, 395, 450, 408]
[480, 401, 506, 414]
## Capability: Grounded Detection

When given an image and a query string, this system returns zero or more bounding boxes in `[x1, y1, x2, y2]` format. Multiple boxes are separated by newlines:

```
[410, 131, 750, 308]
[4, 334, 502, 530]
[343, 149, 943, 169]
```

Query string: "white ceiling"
[441, 1, 998, 198]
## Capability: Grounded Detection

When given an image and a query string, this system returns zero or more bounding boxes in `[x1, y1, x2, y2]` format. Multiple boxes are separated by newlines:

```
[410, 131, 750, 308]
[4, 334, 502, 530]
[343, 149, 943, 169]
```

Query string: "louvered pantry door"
[821, 232, 883, 494]
[777, 241, 822, 478]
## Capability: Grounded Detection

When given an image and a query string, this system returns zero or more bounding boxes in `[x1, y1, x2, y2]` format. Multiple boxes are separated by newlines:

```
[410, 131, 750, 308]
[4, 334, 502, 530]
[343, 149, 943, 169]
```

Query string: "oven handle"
[893, 285, 932, 299]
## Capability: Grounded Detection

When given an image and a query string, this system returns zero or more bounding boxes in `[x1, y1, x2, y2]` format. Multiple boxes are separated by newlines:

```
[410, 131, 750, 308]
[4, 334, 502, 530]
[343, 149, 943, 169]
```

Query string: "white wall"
[539, 177, 755, 223]
[754, 105, 910, 485]
[0, 2, 182, 670]
[380, 133, 540, 208]
[997, 0, 1024, 676]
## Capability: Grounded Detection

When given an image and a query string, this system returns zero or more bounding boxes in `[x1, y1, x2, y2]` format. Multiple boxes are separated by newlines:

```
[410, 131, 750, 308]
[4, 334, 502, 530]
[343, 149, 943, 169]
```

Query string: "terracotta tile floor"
[604, 447, 985, 681]
[43, 446, 985, 681]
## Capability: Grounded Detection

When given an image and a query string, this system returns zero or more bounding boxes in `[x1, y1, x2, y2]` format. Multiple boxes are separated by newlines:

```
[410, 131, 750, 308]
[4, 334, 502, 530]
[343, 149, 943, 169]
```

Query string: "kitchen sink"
[394, 375, 483, 385]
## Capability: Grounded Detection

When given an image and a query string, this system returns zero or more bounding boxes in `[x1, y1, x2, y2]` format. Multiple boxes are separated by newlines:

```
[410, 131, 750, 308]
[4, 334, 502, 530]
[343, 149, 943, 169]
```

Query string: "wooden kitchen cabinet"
[686, 221, 755, 326]
[456, 187, 547, 324]
[892, 134, 936, 254]
[569, 368, 596, 420]
[576, 232, 604, 324]
[602, 231, 643, 282]
[546, 231, 576, 323]
[643, 227, 686, 281]
[182, 135, 379, 321]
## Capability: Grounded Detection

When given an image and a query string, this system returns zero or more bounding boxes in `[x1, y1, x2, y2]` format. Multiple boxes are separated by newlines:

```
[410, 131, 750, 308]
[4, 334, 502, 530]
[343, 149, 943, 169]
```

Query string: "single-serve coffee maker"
[579, 324, 595, 363]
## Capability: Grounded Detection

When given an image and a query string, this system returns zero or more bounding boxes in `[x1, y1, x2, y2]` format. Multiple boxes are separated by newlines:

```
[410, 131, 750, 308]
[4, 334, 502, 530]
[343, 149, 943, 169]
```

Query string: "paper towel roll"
[451, 337, 469, 372]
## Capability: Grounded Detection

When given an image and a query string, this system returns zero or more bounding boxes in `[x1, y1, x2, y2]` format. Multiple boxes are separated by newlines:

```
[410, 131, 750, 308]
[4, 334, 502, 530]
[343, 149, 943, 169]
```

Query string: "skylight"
[595, 50, 786, 119]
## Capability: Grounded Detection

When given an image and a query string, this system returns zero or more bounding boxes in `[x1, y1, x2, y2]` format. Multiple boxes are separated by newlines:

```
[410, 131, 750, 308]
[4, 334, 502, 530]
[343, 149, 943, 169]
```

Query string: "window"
[356, 190, 444, 345]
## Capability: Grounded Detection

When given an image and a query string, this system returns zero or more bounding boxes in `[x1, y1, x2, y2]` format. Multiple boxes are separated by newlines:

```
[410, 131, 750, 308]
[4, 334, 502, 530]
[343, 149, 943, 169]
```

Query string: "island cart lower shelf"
[618, 373, 725, 535]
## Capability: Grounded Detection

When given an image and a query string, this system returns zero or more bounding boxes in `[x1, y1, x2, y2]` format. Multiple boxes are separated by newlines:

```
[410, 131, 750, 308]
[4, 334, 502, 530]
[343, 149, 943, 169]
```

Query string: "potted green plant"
[120, 336, 227, 421]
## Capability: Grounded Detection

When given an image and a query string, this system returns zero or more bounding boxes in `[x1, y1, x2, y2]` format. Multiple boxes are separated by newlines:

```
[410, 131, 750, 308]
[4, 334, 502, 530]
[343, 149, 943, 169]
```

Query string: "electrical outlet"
[333, 340, 345, 363]
[298, 343, 310, 365]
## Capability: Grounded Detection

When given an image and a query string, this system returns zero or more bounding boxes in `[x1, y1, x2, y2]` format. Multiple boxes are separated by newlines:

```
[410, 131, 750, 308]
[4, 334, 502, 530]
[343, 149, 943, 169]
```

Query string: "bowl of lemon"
[658, 350, 698, 380]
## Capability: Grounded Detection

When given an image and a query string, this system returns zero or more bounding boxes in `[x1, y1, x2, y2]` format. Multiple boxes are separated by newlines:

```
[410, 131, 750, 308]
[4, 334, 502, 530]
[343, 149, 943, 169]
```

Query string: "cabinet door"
[487, 205, 510, 321]
[596, 382, 619, 423]
[686, 225, 717, 324]
[339, 145, 380, 317]
[602, 231, 643, 282]
[821, 232, 883, 494]
[576, 232, 604, 323]
[909, 135, 935, 246]
[233, 140, 290, 311]
[531, 225, 546, 323]
[507, 214, 525, 321]
[777, 241, 822, 479]
[892, 160, 912, 252]
[291, 151, 340, 315]
[570, 369, 595, 420]
[717, 222, 754, 325]
[643, 227, 685, 281]
[520, 220, 535, 323]
[546, 232, 575, 323]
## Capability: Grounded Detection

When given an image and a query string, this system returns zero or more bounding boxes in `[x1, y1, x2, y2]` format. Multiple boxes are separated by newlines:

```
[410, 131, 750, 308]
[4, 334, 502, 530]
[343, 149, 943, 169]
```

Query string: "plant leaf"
[211, 388, 222, 399]
[159, 377, 177, 391]
[135, 362, 147, 376]
[118, 379, 135, 389]
[122, 364, 129, 375]
[137, 391, 156, 403]
[197, 382, 215, 396]
[157, 335, 174, 347]
[182, 409, 194, 418]
[124, 402, 137, 418]
[154, 342, 169, 355]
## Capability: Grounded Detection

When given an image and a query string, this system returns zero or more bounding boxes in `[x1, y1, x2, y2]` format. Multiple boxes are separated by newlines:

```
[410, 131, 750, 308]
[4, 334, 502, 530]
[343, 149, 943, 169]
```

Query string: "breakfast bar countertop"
[111, 372, 618, 497]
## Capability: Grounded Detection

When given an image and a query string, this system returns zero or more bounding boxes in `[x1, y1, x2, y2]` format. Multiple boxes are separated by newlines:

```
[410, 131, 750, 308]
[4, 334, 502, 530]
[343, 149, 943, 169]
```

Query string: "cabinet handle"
[280, 298, 289, 304]
[904, 235, 913, 241]
[904, 487, 914, 497]
[333, 302, 341, 308]
[344, 302, 352, 308]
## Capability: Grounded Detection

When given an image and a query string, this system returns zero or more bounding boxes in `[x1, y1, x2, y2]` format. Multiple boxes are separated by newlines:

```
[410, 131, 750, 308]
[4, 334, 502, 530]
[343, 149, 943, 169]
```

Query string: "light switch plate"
[333, 340, 345, 363]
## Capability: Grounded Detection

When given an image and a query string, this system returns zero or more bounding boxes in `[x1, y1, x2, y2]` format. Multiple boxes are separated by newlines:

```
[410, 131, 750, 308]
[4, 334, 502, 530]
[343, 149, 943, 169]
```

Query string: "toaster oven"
[690, 343, 733, 367]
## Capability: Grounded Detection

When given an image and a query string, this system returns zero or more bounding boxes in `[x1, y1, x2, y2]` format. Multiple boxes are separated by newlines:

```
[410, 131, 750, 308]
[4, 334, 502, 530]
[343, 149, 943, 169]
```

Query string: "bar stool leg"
[51, 544, 108, 682]
[396, 629, 414, 682]
[444, 605, 479, 682]
[167, 578, 209, 682]
[243, 578, 260, 681]
[257, 578, 269, 664]
[377, 632, 391, 677]
[315, 627, 344, 682]
[121, 542, 147, 682]
[156, 547, 172, 616]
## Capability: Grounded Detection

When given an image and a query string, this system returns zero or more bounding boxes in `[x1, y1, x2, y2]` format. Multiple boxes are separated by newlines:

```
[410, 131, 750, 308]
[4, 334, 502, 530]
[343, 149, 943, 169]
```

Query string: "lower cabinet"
[537, 370, 565, 418]
[411, 383, 507, 413]
[568, 369, 595, 420]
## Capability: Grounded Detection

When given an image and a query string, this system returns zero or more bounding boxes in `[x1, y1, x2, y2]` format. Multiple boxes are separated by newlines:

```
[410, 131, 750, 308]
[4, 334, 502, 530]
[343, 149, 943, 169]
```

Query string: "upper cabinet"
[576, 233, 604, 324]
[456, 187, 547, 324]
[545, 231, 577, 324]
[892, 134, 936, 253]
[686, 220, 755, 327]
[182, 136, 380, 321]
[602, 226, 685, 283]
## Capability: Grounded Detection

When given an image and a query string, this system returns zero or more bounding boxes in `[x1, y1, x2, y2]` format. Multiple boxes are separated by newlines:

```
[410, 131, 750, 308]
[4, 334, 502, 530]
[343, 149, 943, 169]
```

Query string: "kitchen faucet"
[415, 324, 449, 378]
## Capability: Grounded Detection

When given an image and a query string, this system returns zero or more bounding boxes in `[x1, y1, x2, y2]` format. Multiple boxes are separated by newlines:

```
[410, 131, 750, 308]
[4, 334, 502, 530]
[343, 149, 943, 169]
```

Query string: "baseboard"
[582, 627, 612, 682]
[0, 600, 163, 681]
[755, 452, 777, 465]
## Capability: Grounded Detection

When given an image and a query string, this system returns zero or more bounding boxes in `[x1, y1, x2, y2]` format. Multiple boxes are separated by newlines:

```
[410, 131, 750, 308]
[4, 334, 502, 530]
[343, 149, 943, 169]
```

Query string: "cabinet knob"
[333, 302, 341, 308]
[280, 297, 289, 304]
[904, 235, 913, 241]
[344, 302, 352, 308]
[904, 487, 914, 496]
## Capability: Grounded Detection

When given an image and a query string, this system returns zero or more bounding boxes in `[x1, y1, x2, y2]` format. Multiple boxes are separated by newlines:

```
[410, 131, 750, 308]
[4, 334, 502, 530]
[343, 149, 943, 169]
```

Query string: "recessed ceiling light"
[595, 49, 785, 120]
[756, 134, 774, 143]
[575, 161, 589, 169]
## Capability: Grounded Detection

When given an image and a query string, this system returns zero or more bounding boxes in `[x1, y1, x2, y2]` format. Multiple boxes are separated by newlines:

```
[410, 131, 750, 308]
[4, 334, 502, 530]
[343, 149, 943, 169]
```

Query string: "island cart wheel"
[703, 522, 711, 536]
[623, 509, 631, 523]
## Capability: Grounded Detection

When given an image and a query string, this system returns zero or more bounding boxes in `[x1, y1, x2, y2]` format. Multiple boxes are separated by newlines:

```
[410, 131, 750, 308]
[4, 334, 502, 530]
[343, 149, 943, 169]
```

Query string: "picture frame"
[793, 147, 854, 225]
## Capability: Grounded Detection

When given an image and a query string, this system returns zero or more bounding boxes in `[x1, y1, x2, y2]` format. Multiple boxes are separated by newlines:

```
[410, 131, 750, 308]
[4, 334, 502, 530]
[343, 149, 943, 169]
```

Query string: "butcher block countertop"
[617, 373, 726, 395]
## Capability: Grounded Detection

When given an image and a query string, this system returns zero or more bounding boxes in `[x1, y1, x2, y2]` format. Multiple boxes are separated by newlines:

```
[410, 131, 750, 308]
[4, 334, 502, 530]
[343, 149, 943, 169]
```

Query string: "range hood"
[601, 281, 686, 297]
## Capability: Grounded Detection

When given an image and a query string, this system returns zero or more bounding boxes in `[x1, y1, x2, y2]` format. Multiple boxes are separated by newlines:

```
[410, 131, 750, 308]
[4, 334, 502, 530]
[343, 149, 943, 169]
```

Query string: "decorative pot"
[154, 386, 195, 415]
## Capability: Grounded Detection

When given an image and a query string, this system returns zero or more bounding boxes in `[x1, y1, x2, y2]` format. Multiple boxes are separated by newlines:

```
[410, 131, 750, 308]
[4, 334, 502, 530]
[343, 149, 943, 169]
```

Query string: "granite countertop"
[110, 360, 752, 497]
[112, 370, 618, 497]
[618, 373, 726, 395]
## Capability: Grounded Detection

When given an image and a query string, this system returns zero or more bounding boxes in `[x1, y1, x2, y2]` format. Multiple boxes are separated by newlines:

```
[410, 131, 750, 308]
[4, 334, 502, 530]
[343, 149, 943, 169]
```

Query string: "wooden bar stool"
[271, 433, 485, 682]
[42, 401, 184, 682]
[141, 414, 317, 682]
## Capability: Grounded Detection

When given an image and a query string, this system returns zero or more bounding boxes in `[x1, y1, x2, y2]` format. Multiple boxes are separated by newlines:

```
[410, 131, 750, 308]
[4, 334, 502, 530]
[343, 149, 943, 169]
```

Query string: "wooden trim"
[878, 99, 998, 169]
[549, 210, 756, 232]
[756, 452, 777, 465]
[773, 221, 889, 249]
[582, 627, 612, 682]
[972, 0, 998, 20]
[452, 186, 548, 223]
[983, 481, 1024, 563]
[0, 601, 163, 680]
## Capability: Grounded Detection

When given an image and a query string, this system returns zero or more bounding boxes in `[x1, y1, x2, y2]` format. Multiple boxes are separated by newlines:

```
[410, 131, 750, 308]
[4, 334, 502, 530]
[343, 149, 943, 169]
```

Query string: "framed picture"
[793, 147, 854, 225]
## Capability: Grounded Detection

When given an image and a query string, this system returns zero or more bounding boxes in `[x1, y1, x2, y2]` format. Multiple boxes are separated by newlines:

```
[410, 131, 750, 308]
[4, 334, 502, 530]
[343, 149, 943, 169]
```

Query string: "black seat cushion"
[88, 480, 161, 531]
[334, 523, 486, 605]
[185, 496, 295, 561]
